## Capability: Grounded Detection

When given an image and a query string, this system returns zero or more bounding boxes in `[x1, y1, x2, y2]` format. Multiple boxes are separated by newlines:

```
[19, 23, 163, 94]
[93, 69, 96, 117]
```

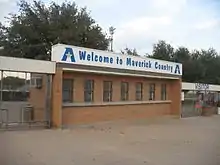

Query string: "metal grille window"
[161, 84, 167, 100]
[62, 79, 73, 103]
[84, 80, 94, 102]
[103, 81, 113, 102]
[136, 82, 143, 101]
[121, 82, 129, 101]
[149, 83, 155, 101]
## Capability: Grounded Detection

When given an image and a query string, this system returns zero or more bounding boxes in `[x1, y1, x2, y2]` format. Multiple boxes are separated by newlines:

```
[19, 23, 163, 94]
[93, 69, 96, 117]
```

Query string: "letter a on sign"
[174, 65, 181, 75]
[61, 47, 76, 62]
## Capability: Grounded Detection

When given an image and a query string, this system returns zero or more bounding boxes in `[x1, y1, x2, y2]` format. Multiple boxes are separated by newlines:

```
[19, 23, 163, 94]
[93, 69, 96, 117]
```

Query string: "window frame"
[135, 82, 143, 101]
[103, 81, 113, 102]
[62, 78, 74, 103]
[149, 83, 155, 101]
[121, 82, 129, 101]
[161, 83, 167, 100]
[84, 79, 94, 102]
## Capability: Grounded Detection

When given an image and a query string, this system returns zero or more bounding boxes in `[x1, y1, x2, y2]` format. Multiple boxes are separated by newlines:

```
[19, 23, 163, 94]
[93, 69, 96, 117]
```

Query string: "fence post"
[0, 70, 3, 126]
[0, 70, 3, 107]
[45, 74, 52, 128]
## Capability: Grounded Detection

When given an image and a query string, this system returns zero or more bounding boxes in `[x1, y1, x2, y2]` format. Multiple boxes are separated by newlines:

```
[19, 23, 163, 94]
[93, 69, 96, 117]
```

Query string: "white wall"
[182, 82, 220, 92]
[0, 56, 55, 74]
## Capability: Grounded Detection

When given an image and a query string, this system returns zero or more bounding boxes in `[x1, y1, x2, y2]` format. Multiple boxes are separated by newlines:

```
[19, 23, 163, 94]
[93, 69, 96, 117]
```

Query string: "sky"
[0, 0, 220, 56]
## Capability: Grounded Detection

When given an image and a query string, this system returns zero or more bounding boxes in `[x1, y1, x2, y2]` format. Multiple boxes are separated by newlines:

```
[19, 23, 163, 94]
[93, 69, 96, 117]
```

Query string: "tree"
[173, 47, 190, 63]
[149, 40, 220, 84]
[0, 0, 109, 60]
[0, 23, 5, 55]
[121, 47, 139, 56]
[172, 47, 191, 82]
[185, 50, 205, 83]
[198, 48, 219, 84]
[150, 40, 174, 61]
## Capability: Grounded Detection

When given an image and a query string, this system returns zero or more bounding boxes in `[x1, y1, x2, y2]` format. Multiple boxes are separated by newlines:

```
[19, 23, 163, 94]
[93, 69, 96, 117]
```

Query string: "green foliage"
[0, 0, 109, 60]
[0, 1, 220, 85]
[121, 47, 139, 56]
[148, 40, 174, 61]
[149, 40, 220, 84]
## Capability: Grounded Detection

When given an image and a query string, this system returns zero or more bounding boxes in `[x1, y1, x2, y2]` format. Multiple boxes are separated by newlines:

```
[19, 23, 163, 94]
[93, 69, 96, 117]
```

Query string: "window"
[84, 80, 94, 102]
[161, 84, 167, 100]
[103, 81, 113, 102]
[62, 79, 73, 103]
[136, 82, 143, 101]
[121, 82, 129, 101]
[149, 83, 155, 101]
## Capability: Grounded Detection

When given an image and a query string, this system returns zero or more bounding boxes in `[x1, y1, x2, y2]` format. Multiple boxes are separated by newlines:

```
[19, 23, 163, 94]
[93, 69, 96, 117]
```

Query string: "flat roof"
[0, 56, 56, 74]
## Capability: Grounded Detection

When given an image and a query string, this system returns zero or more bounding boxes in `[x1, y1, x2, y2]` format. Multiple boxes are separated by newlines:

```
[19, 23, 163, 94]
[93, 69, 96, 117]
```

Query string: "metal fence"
[181, 90, 219, 118]
[0, 70, 52, 130]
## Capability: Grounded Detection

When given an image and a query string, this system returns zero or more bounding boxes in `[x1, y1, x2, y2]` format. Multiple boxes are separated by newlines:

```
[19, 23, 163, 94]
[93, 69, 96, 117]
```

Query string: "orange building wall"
[28, 74, 47, 121]
[30, 70, 181, 128]
[60, 72, 180, 126]
[62, 103, 171, 125]
[62, 72, 172, 102]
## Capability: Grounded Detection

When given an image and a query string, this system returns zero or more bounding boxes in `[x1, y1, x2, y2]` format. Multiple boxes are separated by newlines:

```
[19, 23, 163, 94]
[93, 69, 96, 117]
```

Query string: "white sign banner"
[195, 83, 209, 90]
[51, 44, 182, 76]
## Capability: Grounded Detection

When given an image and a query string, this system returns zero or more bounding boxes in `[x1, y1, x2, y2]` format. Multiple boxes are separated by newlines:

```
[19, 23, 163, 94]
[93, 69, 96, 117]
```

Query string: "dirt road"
[1, 116, 220, 165]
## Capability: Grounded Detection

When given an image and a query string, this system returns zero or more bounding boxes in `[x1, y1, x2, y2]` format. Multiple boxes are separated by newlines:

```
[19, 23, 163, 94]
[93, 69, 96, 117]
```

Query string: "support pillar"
[51, 67, 63, 128]
[170, 78, 182, 117]
[45, 74, 52, 127]
[0, 70, 3, 107]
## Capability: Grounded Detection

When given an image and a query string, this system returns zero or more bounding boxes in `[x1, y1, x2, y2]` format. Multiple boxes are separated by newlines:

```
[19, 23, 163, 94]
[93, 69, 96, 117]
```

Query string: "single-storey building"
[29, 44, 182, 128]
[0, 44, 182, 128]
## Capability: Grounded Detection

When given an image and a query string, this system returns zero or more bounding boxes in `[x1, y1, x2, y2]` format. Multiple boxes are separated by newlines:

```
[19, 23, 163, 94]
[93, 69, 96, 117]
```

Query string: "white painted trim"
[62, 68, 180, 80]
[182, 82, 220, 92]
[0, 56, 56, 74]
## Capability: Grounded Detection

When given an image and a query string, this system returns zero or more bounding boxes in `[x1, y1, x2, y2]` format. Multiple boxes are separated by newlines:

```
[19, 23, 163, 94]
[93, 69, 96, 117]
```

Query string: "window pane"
[136, 82, 143, 101]
[103, 81, 112, 102]
[150, 83, 155, 91]
[104, 81, 112, 90]
[161, 84, 167, 100]
[62, 79, 73, 103]
[136, 83, 142, 90]
[84, 92, 93, 102]
[149, 83, 155, 101]
[63, 79, 73, 90]
[84, 80, 94, 102]
[63, 91, 72, 102]
[84, 80, 94, 90]
[103, 91, 112, 102]
[121, 82, 129, 101]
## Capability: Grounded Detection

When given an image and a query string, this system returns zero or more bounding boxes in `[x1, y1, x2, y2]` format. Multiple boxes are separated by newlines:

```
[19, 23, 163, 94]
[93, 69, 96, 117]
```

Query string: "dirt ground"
[1, 116, 220, 165]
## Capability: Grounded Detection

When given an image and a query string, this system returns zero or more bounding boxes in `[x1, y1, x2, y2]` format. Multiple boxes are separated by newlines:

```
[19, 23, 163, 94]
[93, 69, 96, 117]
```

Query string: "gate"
[181, 91, 202, 118]
[181, 90, 219, 118]
[0, 56, 55, 130]
[0, 70, 53, 130]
